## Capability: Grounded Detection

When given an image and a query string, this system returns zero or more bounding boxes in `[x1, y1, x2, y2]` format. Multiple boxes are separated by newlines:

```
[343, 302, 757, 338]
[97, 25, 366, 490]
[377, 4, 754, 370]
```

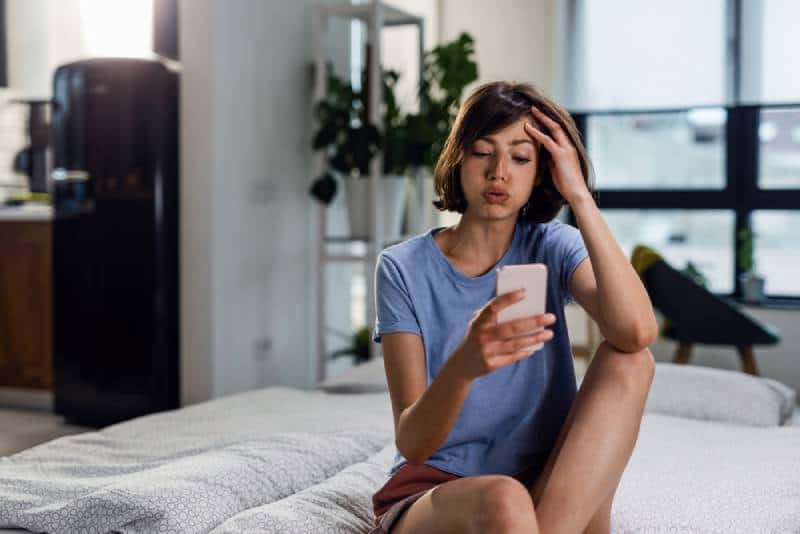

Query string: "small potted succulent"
[329, 326, 372, 365]
[737, 228, 765, 303]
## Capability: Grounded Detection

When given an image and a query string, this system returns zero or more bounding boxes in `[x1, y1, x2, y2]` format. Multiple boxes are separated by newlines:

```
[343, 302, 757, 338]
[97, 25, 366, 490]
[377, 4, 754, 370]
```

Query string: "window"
[752, 211, 800, 296]
[603, 210, 734, 294]
[567, 1, 800, 300]
[588, 110, 726, 190]
[740, 0, 800, 104]
[569, 0, 726, 110]
[758, 108, 800, 189]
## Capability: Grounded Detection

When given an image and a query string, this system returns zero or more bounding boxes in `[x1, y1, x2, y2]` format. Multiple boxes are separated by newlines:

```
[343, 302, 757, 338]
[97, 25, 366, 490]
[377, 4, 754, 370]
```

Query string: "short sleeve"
[550, 221, 589, 305]
[373, 253, 422, 343]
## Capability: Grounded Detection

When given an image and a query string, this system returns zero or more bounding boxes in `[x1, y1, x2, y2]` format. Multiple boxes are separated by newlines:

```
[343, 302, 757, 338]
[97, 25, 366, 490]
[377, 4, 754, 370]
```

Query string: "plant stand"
[311, 1, 424, 384]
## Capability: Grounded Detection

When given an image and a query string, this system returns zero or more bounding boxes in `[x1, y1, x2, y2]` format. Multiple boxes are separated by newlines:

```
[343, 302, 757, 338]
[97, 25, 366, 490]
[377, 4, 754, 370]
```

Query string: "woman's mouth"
[483, 190, 509, 204]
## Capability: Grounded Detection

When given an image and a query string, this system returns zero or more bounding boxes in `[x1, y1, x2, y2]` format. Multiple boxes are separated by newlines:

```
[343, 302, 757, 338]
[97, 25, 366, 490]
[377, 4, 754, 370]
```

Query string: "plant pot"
[739, 272, 766, 303]
[345, 179, 370, 239]
[344, 176, 408, 239]
[405, 168, 438, 235]
[382, 174, 409, 240]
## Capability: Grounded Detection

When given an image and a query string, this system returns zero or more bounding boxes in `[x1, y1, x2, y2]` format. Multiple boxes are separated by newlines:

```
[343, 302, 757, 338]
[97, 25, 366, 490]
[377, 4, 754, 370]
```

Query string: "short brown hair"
[433, 81, 593, 223]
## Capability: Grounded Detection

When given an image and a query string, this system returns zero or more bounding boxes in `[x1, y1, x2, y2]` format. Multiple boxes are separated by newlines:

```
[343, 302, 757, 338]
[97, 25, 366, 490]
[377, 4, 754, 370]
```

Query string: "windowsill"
[723, 296, 800, 311]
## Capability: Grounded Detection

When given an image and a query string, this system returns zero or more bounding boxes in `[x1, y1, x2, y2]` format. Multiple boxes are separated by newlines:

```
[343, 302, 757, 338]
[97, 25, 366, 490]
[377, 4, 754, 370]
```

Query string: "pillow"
[644, 362, 797, 427]
[319, 357, 388, 394]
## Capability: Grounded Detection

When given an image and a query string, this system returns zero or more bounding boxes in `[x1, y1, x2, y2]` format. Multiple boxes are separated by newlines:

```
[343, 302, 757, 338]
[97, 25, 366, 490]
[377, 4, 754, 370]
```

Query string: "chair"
[631, 245, 780, 375]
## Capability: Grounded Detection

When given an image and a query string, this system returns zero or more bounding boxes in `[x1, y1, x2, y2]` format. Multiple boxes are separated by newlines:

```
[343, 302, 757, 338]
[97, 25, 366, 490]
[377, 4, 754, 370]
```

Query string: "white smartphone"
[495, 263, 548, 352]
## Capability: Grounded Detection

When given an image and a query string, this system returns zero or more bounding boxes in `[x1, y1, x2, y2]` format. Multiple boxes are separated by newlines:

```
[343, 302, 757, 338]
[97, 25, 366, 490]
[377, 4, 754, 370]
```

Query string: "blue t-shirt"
[373, 218, 589, 478]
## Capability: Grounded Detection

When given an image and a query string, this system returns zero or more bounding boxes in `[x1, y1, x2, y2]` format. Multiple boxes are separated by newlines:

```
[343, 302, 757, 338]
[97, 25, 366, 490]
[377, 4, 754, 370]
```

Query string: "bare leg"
[528, 341, 654, 534]
[392, 474, 539, 534]
[583, 491, 613, 534]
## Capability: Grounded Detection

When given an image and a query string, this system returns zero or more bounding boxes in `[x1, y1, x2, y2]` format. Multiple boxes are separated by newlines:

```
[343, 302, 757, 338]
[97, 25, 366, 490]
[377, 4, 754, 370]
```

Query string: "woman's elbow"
[395, 438, 427, 466]
[606, 318, 657, 353]
[629, 315, 659, 352]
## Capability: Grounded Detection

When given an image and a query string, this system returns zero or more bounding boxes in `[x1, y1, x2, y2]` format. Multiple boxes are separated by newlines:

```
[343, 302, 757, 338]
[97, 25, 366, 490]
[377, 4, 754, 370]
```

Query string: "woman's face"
[459, 117, 540, 222]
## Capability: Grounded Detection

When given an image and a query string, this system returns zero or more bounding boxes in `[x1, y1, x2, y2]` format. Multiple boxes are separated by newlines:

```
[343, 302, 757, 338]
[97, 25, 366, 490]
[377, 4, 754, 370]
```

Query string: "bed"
[1, 362, 798, 533]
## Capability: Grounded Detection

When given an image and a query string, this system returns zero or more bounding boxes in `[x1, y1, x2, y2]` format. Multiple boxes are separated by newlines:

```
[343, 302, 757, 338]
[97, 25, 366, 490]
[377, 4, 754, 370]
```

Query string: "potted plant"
[402, 33, 478, 234]
[310, 66, 409, 239]
[329, 326, 372, 365]
[310, 65, 381, 237]
[378, 68, 412, 239]
[738, 227, 766, 303]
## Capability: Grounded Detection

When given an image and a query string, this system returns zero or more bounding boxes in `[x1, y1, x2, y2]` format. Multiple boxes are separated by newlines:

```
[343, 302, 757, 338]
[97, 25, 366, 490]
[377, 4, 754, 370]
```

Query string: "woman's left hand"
[524, 105, 590, 205]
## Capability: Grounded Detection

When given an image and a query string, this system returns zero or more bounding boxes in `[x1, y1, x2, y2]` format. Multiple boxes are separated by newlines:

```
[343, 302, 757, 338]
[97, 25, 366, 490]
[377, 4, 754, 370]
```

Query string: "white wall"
[439, 0, 557, 98]
[6, 0, 86, 99]
[178, 0, 216, 404]
[180, 0, 331, 403]
[1, 0, 86, 191]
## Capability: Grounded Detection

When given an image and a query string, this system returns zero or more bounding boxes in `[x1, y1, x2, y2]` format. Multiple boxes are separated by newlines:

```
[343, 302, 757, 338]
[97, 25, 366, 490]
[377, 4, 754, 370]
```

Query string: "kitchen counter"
[0, 205, 53, 222]
[0, 218, 53, 389]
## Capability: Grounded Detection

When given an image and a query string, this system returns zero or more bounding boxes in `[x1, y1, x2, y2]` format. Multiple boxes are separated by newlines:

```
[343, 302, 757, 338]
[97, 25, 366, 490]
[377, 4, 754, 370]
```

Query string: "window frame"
[568, 104, 800, 303]
[563, 0, 800, 304]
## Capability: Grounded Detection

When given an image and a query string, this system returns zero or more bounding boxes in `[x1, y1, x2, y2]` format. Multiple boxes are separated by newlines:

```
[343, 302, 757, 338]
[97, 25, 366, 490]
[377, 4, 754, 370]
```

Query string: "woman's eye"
[471, 151, 530, 163]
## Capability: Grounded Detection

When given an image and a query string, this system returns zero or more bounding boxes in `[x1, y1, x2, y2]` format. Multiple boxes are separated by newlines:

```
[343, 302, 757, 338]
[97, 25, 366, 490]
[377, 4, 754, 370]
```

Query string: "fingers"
[486, 313, 556, 339]
[486, 330, 554, 369]
[492, 329, 554, 356]
[529, 105, 571, 146]
[524, 121, 559, 153]
[477, 289, 526, 325]
[489, 349, 538, 369]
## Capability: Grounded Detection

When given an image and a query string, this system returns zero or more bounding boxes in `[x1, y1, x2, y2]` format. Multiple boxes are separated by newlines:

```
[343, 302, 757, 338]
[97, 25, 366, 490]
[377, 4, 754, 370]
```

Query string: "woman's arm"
[383, 332, 475, 465]
[376, 253, 477, 465]
[524, 106, 657, 353]
[383, 291, 557, 465]
[567, 193, 658, 352]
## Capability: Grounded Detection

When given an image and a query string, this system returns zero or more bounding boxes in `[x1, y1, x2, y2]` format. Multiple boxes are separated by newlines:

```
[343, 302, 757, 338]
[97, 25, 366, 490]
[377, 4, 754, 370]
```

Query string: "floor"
[0, 408, 90, 457]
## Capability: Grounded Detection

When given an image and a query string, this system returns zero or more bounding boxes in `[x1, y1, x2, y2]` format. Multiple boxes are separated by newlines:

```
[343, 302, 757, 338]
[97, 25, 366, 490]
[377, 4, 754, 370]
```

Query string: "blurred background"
[0, 0, 798, 428]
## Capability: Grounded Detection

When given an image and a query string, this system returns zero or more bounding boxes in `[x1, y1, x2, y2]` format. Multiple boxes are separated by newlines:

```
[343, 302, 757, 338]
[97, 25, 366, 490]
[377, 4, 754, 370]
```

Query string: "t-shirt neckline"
[426, 220, 522, 286]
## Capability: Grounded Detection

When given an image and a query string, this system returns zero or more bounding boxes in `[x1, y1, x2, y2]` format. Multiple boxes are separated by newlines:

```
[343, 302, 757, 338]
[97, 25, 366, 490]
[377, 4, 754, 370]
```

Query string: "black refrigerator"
[51, 58, 179, 426]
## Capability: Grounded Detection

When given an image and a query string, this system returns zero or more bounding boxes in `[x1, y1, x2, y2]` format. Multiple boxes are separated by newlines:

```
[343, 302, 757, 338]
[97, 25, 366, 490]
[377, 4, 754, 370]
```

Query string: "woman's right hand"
[452, 289, 557, 380]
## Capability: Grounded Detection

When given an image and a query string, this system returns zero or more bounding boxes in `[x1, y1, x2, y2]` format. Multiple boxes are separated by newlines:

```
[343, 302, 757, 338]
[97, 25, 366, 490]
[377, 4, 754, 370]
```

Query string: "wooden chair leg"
[673, 343, 692, 365]
[738, 345, 760, 376]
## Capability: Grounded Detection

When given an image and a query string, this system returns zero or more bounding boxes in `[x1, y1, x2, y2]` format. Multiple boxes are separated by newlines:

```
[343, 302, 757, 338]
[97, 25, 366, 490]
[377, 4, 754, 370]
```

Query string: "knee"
[475, 476, 535, 532]
[597, 341, 655, 394]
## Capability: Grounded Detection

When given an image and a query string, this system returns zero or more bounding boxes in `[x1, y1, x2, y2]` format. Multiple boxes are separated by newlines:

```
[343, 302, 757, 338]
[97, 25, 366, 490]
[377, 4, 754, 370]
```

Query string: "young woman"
[369, 81, 658, 534]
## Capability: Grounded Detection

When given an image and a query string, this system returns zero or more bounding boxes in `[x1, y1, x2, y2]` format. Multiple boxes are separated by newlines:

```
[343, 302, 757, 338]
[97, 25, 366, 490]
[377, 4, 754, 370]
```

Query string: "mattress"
[2, 386, 799, 533]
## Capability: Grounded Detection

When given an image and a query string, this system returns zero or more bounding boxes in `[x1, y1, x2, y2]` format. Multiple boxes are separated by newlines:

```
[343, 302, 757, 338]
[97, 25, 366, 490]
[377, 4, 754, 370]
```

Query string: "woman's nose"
[489, 155, 508, 181]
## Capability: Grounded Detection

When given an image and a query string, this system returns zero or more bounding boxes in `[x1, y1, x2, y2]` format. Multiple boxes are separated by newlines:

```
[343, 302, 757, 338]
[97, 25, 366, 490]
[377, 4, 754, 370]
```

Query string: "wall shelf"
[311, 1, 424, 384]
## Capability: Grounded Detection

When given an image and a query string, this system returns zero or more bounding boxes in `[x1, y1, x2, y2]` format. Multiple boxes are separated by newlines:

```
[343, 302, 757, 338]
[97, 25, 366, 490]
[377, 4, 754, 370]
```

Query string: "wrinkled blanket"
[0, 388, 394, 533]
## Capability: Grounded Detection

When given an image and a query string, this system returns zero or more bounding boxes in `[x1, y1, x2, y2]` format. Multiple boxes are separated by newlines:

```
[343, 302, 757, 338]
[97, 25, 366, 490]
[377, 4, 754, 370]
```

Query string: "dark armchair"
[631, 245, 780, 375]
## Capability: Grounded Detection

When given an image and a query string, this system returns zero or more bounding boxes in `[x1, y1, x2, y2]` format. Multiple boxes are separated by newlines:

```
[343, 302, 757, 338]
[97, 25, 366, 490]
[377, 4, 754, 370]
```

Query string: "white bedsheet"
[614, 413, 800, 533]
[204, 412, 800, 534]
[2, 387, 799, 533]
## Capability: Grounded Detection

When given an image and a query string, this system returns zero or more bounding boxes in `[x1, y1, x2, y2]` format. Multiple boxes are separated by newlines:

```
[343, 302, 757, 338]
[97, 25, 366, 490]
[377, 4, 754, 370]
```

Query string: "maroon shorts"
[369, 456, 547, 534]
